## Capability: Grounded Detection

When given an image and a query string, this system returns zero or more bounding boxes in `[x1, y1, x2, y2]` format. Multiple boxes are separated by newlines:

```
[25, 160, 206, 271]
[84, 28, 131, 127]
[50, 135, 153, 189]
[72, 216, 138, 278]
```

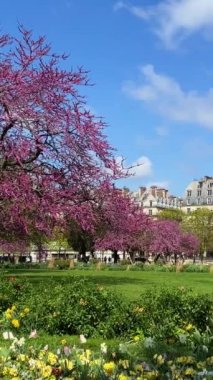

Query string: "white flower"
[100, 342, 107, 354]
[17, 337, 25, 346]
[29, 329, 37, 339]
[44, 345, 49, 351]
[3, 331, 15, 340]
[29, 358, 36, 367]
[79, 334, 87, 344]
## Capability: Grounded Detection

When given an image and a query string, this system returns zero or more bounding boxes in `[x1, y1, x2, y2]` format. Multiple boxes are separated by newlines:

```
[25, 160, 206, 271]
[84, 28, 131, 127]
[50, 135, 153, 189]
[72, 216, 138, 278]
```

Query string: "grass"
[2, 268, 213, 301]
[0, 333, 120, 351]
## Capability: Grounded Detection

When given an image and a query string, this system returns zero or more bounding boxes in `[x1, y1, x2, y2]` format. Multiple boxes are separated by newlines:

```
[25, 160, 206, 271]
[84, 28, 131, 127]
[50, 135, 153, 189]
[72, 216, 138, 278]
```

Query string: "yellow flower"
[35, 359, 44, 369]
[23, 307, 30, 315]
[61, 339, 67, 345]
[118, 374, 129, 380]
[41, 365, 52, 378]
[18, 354, 27, 362]
[156, 355, 164, 365]
[9, 368, 18, 376]
[79, 298, 88, 306]
[133, 307, 144, 313]
[133, 336, 140, 342]
[5, 308, 13, 320]
[11, 319, 20, 328]
[184, 367, 195, 376]
[103, 361, 116, 375]
[119, 359, 129, 369]
[11, 377, 21, 380]
[11, 305, 16, 311]
[85, 349, 91, 359]
[185, 323, 193, 331]
[48, 352, 58, 365]
[2, 367, 10, 375]
[90, 358, 101, 366]
[65, 359, 74, 370]
[145, 371, 159, 379]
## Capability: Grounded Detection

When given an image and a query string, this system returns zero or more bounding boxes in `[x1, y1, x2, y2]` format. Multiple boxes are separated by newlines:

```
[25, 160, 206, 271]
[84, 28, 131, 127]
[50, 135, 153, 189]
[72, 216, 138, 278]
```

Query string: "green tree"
[67, 221, 94, 262]
[182, 208, 213, 261]
[46, 227, 70, 257]
[159, 209, 185, 223]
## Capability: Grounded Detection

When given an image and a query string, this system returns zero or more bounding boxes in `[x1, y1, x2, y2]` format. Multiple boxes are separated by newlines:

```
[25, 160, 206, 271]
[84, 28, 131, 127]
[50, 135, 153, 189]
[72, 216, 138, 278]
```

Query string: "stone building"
[182, 176, 213, 213]
[128, 186, 182, 216]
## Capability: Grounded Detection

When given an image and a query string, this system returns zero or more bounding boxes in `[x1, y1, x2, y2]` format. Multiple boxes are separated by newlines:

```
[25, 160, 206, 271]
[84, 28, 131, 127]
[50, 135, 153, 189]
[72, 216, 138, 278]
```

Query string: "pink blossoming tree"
[94, 187, 150, 263]
[0, 27, 121, 256]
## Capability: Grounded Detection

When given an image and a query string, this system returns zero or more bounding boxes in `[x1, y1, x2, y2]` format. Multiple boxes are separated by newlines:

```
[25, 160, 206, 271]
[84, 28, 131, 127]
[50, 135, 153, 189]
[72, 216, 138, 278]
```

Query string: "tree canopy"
[0, 27, 121, 249]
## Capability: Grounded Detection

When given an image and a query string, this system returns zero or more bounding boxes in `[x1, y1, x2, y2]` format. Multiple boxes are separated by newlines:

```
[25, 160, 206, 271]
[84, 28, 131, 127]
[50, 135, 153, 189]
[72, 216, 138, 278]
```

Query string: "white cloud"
[116, 155, 152, 178]
[113, 1, 150, 19]
[128, 156, 152, 178]
[123, 64, 213, 130]
[115, 0, 213, 48]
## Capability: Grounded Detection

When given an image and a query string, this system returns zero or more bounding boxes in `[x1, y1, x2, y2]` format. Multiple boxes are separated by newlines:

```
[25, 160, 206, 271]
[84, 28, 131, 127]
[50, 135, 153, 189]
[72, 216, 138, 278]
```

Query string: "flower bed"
[0, 334, 213, 379]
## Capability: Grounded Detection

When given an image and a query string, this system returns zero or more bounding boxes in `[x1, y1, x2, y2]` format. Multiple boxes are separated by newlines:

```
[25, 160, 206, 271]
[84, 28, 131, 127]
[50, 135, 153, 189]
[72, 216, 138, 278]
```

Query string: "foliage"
[0, 333, 212, 379]
[0, 26, 121, 250]
[94, 187, 151, 261]
[180, 264, 210, 272]
[130, 287, 213, 340]
[67, 219, 94, 257]
[182, 208, 213, 256]
[0, 277, 212, 341]
[0, 276, 27, 315]
[159, 208, 185, 222]
[54, 259, 70, 270]
[147, 220, 199, 261]
[0, 278, 132, 338]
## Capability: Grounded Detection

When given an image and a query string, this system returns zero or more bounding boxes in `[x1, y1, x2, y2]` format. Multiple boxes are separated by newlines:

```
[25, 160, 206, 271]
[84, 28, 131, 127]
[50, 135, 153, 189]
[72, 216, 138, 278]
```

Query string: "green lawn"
[3, 269, 213, 300]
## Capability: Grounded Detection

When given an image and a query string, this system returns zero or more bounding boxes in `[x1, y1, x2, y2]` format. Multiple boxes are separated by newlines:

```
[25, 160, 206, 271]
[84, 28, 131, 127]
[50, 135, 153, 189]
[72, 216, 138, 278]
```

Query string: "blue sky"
[1, 0, 213, 196]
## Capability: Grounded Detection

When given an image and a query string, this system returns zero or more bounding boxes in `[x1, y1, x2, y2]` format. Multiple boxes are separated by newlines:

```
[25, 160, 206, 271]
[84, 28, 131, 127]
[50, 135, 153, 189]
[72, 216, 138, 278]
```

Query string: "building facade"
[128, 186, 182, 216]
[182, 176, 213, 213]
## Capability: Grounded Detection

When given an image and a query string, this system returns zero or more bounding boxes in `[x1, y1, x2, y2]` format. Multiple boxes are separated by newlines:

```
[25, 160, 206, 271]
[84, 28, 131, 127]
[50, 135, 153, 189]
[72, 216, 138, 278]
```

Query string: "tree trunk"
[113, 249, 119, 264]
[129, 250, 135, 263]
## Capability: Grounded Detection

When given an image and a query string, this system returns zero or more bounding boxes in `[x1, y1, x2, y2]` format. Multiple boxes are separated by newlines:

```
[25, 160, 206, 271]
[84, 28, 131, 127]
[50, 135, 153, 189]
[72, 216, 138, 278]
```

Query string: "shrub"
[129, 287, 213, 340]
[54, 259, 70, 270]
[181, 264, 210, 272]
[13, 279, 131, 338]
[0, 276, 212, 341]
[0, 276, 27, 314]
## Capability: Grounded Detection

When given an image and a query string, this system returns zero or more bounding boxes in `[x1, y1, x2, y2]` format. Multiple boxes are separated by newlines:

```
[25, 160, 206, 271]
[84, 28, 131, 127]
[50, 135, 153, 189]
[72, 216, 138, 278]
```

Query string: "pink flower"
[29, 330, 37, 339]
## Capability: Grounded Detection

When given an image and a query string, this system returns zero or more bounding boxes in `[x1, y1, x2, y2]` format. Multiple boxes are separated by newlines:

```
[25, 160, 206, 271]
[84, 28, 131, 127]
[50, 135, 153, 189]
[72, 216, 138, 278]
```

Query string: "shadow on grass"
[5, 272, 148, 286]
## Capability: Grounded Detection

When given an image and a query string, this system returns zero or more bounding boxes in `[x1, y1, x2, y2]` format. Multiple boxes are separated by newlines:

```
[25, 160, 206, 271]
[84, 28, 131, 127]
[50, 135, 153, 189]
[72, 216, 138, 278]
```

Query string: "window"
[149, 209, 152, 216]
[197, 190, 201, 196]
[149, 201, 153, 207]
[187, 190, 192, 197]
[197, 198, 200, 205]
[208, 190, 212, 196]
[187, 208, 191, 213]
[207, 198, 212, 204]
[187, 199, 190, 205]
